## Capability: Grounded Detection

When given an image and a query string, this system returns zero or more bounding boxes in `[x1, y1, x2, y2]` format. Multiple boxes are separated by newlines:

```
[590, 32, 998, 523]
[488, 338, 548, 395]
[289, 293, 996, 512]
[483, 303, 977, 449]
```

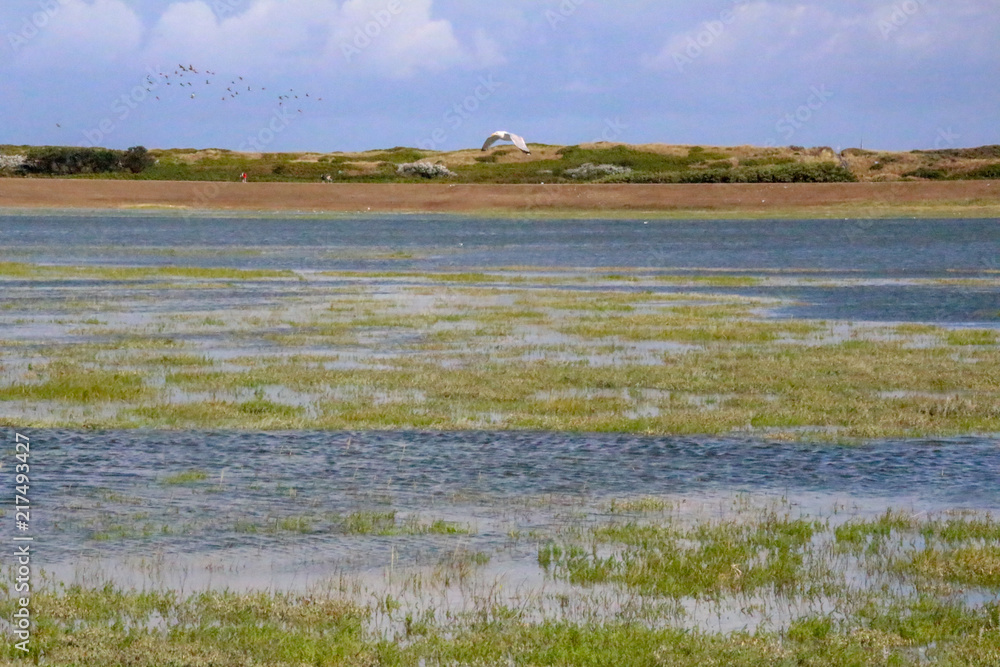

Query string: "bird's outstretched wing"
[481, 132, 504, 151]
[508, 133, 530, 154]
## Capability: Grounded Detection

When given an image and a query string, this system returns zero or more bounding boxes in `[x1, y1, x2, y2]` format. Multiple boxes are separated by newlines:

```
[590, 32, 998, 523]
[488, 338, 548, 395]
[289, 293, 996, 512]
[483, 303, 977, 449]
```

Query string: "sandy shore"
[2, 178, 999, 217]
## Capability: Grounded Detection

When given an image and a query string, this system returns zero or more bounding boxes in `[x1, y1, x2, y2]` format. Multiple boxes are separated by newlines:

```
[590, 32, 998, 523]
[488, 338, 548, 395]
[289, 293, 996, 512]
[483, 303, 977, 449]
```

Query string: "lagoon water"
[1, 213, 998, 590]
[2, 213, 998, 324]
[3, 214, 1000, 275]
[8, 428, 1000, 592]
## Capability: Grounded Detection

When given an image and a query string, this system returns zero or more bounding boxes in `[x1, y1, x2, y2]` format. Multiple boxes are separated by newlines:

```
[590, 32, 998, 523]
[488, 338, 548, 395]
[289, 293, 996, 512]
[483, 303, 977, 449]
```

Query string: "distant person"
[240, 172, 247, 183]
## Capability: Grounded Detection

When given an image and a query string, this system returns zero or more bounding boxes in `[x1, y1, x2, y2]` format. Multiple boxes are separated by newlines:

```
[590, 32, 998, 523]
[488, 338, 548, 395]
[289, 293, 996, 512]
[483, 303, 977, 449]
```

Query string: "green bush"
[556, 145, 699, 172]
[963, 162, 1000, 179]
[23, 146, 123, 174]
[353, 147, 429, 163]
[21, 145, 154, 175]
[120, 146, 154, 174]
[914, 145, 1000, 160]
[903, 167, 948, 180]
[604, 162, 856, 184]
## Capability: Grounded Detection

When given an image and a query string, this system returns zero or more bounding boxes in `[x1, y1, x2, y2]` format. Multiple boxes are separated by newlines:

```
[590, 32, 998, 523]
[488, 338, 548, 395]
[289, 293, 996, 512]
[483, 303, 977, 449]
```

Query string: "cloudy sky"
[1, 0, 997, 153]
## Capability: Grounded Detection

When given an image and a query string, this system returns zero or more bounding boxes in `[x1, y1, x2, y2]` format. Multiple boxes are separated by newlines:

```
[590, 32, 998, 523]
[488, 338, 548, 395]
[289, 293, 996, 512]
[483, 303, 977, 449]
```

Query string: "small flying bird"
[190, 93, 195, 99]
[481, 130, 531, 154]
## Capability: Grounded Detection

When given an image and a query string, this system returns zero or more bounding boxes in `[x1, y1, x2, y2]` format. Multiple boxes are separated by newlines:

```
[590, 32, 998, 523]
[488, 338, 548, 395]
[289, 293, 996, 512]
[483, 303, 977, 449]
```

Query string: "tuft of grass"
[0, 365, 150, 403]
[161, 469, 209, 485]
[946, 329, 998, 346]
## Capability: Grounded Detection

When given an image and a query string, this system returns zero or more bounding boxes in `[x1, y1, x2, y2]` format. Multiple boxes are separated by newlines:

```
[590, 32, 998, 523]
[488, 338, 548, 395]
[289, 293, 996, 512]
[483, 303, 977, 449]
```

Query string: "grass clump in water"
[0, 364, 150, 403]
[541, 511, 823, 599]
[161, 469, 209, 485]
[945, 328, 998, 346]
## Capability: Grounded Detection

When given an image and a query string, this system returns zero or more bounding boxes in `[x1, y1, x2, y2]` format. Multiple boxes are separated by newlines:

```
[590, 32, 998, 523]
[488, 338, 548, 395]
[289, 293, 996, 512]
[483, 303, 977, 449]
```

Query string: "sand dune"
[1, 178, 998, 217]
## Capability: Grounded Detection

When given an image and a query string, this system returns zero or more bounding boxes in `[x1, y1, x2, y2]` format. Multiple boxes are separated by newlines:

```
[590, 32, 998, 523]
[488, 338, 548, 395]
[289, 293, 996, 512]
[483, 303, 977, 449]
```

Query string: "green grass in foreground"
[5, 504, 1000, 666]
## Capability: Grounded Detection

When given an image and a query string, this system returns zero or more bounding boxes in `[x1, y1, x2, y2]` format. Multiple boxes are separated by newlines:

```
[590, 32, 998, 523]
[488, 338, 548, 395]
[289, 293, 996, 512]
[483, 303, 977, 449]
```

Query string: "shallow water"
[7, 428, 998, 587]
[2, 214, 998, 324]
[3, 214, 999, 274]
[2, 214, 999, 597]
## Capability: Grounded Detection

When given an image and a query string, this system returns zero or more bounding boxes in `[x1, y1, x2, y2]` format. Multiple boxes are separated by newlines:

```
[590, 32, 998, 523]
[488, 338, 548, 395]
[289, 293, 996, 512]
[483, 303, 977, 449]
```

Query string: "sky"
[1, 0, 998, 153]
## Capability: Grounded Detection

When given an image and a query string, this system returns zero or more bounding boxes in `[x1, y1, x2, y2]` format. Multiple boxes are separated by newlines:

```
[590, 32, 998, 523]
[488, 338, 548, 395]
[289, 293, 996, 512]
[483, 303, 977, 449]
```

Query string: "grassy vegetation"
[339, 510, 471, 536]
[1, 270, 997, 437]
[6, 499, 1000, 665]
[161, 469, 210, 485]
[12, 140, 1000, 184]
[0, 261, 294, 280]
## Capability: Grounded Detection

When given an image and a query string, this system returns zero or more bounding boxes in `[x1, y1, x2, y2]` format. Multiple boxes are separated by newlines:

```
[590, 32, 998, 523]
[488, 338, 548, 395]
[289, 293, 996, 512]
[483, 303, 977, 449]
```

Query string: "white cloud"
[643, 3, 862, 74]
[9, 0, 143, 67]
[137, 0, 500, 78]
[643, 1, 1000, 76]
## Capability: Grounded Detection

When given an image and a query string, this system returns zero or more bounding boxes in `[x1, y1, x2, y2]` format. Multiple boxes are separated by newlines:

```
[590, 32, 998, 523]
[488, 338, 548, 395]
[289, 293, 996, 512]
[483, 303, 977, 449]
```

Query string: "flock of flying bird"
[56, 62, 535, 154]
[147, 65, 533, 154]
[146, 64, 323, 114]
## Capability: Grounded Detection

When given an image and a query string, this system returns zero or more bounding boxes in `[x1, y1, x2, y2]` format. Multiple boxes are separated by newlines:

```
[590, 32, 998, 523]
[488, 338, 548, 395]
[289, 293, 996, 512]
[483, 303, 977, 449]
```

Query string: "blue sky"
[1, 0, 997, 152]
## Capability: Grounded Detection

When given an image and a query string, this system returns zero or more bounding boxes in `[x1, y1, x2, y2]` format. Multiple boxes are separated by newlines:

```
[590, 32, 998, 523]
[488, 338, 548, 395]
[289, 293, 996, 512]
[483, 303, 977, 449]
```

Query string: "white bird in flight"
[481, 130, 531, 154]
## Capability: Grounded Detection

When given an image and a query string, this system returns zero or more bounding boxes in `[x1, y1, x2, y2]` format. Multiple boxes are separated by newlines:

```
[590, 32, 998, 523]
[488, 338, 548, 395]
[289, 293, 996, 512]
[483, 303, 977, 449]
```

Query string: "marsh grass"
[339, 510, 471, 536]
[542, 512, 825, 599]
[946, 328, 999, 346]
[0, 364, 150, 403]
[0, 261, 295, 281]
[9, 501, 1000, 665]
[161, 469, 209, 485]
[3, 268, 998, 437]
